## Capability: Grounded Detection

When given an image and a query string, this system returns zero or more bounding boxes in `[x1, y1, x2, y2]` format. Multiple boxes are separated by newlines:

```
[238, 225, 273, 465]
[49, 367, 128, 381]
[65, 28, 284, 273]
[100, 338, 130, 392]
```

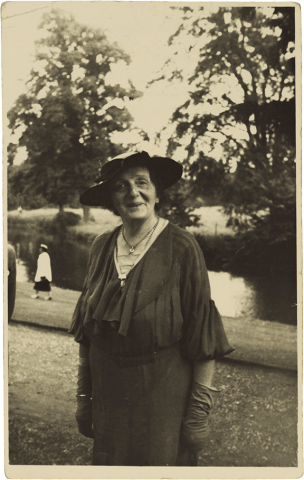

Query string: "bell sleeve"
[180, 235, 234, 361]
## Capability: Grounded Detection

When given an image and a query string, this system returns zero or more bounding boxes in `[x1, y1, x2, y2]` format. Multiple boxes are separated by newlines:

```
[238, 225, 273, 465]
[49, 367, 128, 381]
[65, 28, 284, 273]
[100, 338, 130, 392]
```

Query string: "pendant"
[119, 273, 127, 288]
[129, 247, 135, 254]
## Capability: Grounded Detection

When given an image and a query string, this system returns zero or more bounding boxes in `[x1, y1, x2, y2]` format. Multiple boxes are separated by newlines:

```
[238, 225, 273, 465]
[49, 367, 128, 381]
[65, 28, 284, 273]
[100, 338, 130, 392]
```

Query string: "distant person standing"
[8, 244, 17, 321]
[17, 206, 23, 214]
[31, 244, 52, 300]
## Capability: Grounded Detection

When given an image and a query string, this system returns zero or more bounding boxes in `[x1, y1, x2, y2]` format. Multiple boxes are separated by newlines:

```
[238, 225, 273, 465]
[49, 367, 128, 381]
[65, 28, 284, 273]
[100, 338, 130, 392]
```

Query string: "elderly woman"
[69, 150, 234, 466]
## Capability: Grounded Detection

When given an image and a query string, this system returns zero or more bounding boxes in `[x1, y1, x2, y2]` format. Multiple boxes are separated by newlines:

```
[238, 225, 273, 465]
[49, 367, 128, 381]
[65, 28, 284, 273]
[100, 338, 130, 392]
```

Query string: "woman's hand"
[76, 396, 94, 438]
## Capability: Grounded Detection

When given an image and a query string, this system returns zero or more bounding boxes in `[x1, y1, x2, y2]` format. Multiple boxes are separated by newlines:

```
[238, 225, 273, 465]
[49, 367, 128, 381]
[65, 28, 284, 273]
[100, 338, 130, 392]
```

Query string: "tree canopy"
[7, 8, 143, 211]
[157, 6, 296, 271]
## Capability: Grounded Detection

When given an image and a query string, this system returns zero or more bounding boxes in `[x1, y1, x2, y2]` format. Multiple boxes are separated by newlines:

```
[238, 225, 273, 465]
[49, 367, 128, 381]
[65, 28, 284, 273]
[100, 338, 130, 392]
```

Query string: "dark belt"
[91, 341, 182, 368]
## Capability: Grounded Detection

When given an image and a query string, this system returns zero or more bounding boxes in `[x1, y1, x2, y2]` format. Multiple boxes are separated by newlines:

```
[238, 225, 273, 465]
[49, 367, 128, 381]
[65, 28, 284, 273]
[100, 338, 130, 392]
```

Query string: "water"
[208, 271, 297, 324]
[9, 233, 297, 325]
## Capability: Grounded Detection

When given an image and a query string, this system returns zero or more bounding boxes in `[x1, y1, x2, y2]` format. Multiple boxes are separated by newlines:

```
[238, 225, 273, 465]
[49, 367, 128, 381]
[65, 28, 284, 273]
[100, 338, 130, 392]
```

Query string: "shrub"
[54, 212, 82, 227]
[195, 234, 239, 272]
[36, 212, 82, 235]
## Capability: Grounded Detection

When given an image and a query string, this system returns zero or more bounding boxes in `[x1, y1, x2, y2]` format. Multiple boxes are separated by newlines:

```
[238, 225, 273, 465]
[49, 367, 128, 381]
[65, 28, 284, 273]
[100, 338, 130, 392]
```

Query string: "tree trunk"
[59, 204, 64, 212]
[82, 205, 90, 223]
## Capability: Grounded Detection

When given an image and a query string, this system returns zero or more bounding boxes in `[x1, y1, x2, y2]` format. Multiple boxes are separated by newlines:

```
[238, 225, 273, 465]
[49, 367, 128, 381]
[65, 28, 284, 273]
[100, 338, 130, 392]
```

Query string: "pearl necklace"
[122, 218, 159, 255]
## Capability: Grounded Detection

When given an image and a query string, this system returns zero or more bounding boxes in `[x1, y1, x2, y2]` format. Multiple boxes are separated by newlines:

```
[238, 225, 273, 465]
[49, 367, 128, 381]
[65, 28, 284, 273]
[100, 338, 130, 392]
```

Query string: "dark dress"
[33, 278, 51, 292]
[69, 222, 234, 466]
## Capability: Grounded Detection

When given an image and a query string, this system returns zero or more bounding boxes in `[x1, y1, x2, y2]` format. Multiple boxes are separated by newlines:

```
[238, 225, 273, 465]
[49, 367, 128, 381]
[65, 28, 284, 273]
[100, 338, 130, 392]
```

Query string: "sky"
[2, 1, 199, 160]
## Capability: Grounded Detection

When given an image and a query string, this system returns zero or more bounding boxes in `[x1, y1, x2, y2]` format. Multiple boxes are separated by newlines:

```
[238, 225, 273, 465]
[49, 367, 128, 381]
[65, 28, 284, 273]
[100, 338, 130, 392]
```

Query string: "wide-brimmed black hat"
[80, 151, 183, 207]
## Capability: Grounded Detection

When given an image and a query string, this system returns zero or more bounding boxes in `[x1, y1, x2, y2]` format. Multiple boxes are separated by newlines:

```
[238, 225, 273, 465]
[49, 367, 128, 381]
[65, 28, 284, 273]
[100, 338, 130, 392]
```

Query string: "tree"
[159, 177, 201, 228]
[157, 6, 296, 271]
[7, 8, 143, 217]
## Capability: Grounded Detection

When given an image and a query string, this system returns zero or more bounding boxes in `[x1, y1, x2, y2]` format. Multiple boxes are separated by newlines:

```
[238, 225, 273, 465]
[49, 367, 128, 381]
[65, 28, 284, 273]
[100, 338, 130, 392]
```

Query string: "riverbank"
[7, 205, 235, 239]
[11, 281, 298, 371]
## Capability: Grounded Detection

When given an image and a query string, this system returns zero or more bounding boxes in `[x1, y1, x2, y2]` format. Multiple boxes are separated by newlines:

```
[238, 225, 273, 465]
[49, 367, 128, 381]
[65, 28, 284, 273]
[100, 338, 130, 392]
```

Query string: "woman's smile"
[127, 202, 144, 207]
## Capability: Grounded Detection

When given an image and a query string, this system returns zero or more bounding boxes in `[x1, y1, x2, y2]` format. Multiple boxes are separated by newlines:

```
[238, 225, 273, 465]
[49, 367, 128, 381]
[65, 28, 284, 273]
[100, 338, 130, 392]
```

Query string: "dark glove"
[182, 382, 214, 452]
[76, 361, 94, 438]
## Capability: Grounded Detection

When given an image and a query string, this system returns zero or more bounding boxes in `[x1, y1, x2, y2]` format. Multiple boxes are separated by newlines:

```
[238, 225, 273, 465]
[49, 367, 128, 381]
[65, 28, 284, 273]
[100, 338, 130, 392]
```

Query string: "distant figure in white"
[17, 206, 23, 214]
[31, 244, 52, 300]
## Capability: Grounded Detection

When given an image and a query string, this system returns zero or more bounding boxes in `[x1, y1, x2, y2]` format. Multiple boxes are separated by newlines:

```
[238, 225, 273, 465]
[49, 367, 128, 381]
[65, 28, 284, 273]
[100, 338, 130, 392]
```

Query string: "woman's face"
[111, 166, 159, 223]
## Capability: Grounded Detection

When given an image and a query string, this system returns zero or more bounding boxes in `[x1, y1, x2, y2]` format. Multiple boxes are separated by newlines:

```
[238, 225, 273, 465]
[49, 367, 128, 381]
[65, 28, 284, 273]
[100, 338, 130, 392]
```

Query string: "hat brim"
[80, 156, 183, 207]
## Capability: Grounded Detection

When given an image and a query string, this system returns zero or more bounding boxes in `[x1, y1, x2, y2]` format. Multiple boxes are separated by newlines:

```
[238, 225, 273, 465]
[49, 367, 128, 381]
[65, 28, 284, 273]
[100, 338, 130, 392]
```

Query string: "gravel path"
[8, 323, 298, 467]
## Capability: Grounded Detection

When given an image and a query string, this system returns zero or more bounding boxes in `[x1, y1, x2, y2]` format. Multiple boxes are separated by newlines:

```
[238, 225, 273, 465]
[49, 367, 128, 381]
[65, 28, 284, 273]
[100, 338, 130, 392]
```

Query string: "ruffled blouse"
[69, 222, 234, 361]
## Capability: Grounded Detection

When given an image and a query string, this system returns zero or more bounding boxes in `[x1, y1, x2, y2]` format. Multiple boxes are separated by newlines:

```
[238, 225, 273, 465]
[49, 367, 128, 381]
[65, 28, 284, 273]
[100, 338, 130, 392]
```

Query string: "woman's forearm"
[193, 359, 215, 388]
[76, 343, 93, 438]
[77, 343, 92, 397]
[183, 359, 216, 452]
[79, 343, 90, 365]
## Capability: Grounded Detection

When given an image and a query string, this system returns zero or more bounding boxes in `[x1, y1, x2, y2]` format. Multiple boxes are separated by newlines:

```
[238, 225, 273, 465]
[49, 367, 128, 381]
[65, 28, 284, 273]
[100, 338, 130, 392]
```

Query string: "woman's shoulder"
[91, 226, 121, 250]
[168, 222, 206, 272]
[168, 222, 200, 252]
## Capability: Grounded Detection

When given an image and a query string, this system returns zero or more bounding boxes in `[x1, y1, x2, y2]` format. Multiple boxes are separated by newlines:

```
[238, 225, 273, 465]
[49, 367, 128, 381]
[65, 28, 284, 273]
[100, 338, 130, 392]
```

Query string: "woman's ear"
[155, 198, 160, 204]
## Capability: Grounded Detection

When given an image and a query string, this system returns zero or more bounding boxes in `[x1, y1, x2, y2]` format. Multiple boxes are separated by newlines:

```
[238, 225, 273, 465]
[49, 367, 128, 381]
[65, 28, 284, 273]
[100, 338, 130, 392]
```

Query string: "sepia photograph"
[3, 1, 301, 477]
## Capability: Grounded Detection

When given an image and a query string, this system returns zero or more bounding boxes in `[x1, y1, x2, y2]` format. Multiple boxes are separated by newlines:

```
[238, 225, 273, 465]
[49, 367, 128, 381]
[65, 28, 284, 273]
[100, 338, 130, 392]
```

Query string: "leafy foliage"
[7, 9, 143, 210]
[8, 164, 49, 210]
[159, 6, 296, 270]
[35, 211, 82, 237]
[160, 178, 201, 228]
